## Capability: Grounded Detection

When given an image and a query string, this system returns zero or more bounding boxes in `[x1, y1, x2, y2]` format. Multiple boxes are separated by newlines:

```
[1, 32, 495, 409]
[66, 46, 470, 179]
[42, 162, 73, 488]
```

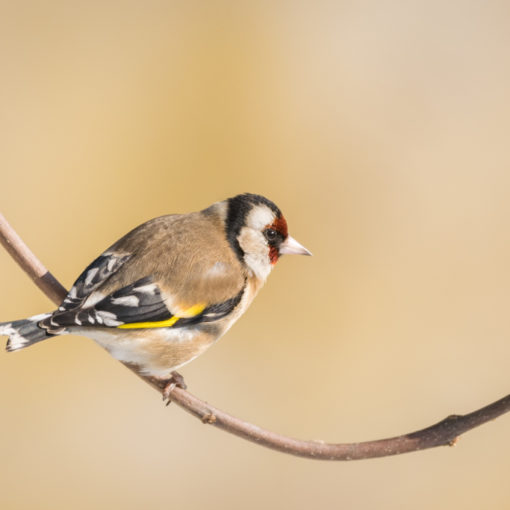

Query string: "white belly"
[73, 326, 206, 378]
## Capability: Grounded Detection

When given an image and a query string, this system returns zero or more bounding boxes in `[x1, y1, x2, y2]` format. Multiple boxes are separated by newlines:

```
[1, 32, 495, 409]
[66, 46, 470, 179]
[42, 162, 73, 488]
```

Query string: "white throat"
[238, 225, 273, 281]
[243, 251, 272, 281]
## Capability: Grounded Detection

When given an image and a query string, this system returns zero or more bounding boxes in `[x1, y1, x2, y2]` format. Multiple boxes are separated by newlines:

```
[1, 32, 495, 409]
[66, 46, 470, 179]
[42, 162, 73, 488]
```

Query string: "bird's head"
[224, 193, 311, 280]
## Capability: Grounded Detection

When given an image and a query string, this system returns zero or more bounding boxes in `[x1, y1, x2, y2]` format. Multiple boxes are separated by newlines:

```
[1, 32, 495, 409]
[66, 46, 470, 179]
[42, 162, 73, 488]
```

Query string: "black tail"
[0, 313, 56, 352]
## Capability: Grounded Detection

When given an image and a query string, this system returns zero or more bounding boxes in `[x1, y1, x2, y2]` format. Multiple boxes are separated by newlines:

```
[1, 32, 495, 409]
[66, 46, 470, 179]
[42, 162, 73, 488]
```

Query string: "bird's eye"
[264, 229, 278, 242]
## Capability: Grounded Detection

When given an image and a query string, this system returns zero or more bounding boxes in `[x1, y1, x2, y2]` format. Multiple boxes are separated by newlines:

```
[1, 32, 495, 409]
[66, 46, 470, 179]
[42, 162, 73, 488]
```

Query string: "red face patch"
[266, 215, 288, 265]
[268, 246, 279, 265]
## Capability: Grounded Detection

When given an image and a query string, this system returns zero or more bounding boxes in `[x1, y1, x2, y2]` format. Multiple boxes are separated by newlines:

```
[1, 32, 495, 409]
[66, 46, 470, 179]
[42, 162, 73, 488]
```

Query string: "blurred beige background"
[1, 1, 510, 509]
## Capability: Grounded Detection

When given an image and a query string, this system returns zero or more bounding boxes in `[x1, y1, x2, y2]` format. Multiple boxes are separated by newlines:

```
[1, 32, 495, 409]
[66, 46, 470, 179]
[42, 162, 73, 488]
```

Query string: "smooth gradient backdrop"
[1, 1, 509, 509]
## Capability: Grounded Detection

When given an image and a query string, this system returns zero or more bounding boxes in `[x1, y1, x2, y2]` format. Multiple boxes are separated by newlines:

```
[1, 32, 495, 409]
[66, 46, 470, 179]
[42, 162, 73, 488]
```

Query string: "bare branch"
[0, 214, 67, 304]
[1, 210, 509, 460]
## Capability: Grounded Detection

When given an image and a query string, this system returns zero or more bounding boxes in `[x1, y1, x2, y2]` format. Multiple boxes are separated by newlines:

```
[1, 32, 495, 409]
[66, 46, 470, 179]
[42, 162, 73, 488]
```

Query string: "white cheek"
[238, 227, 266, 260]
[238, 227, 272, 281]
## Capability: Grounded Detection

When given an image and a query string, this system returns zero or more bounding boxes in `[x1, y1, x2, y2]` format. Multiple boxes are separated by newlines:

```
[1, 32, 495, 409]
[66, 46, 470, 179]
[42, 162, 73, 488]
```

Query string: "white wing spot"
[107, 256, 117, 272]
[83, 292, 106, 308]
[84, 267, 99, 286]
[133, 283, 157, 295]
[111, 295, 140, 307]
[98, 311, 122, 327]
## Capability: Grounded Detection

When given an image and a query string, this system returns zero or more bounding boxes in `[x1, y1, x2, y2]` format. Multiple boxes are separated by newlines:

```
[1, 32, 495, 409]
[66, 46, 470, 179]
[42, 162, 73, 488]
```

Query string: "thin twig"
[1, 210, 509, 460]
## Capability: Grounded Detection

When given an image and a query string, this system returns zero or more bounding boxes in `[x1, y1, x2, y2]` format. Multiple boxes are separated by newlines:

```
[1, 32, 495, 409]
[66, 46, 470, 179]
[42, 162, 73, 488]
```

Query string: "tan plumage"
[0, 193, 311, 384]
[96, 203, 245, 309]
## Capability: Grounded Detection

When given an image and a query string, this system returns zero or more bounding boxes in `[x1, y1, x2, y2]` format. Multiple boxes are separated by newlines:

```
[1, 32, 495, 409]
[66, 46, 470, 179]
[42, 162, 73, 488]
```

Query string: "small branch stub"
[201, 413, 217, 424]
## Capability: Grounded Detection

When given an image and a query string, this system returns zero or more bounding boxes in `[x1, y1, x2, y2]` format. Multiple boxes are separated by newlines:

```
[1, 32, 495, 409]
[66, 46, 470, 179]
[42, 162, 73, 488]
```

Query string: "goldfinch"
[0, 193, 311, 389]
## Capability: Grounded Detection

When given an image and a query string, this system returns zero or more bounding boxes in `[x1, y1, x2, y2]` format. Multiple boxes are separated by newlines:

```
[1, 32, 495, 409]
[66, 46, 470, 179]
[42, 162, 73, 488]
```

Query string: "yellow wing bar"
[117, 303, 206, 329]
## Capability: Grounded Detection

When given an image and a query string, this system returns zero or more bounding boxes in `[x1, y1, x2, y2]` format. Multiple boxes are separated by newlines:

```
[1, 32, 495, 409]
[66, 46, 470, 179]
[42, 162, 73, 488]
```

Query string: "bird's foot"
[163, 371, 187, 405]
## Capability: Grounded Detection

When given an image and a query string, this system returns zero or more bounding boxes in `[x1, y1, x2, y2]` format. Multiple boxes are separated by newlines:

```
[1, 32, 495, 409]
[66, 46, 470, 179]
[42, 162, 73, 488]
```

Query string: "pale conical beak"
[279, 236, 312, 256]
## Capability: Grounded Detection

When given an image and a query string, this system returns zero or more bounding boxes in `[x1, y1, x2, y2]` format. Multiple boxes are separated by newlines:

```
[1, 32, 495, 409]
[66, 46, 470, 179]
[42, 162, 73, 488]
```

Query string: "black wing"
[58, 252, 131, 312]
[43, 275, 245, 332]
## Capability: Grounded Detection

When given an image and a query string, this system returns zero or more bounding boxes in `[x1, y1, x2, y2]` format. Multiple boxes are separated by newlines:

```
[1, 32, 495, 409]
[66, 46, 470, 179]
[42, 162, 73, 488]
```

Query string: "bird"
[0, 193, 311, 397]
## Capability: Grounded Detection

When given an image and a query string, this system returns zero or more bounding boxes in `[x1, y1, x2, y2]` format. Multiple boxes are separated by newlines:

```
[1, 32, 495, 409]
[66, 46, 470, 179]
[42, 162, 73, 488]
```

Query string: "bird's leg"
[163, 371, 187, 405]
